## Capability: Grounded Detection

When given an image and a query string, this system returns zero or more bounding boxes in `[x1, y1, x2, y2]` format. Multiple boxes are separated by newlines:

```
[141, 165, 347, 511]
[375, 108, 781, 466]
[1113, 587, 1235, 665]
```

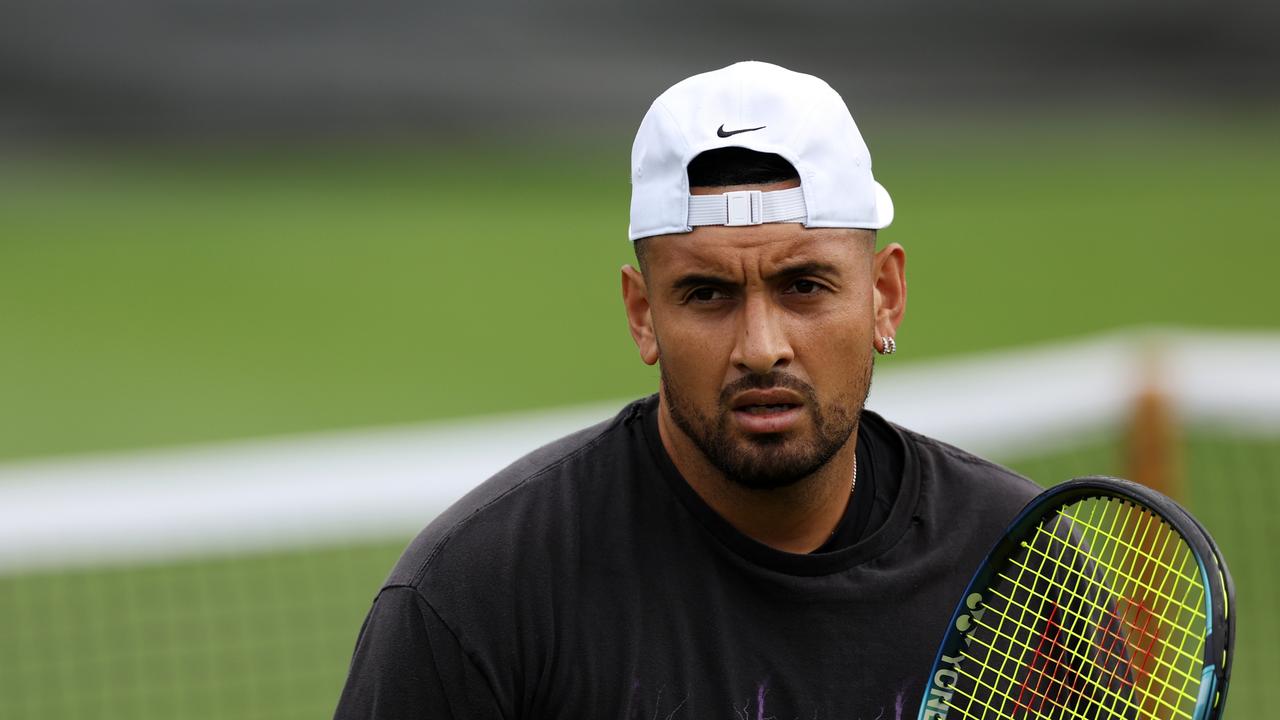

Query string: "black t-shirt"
[334, 395, 1039, 719]
[818, 413, 904, 552]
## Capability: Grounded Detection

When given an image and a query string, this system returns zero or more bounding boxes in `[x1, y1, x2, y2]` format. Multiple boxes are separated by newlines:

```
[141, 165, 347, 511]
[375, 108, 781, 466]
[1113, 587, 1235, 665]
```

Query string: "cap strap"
[687, 187, 807, 228]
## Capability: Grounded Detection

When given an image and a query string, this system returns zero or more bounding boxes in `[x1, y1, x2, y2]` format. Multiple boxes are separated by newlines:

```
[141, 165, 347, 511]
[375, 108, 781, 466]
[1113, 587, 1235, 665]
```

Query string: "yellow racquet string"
[946, 497, 1207, 720]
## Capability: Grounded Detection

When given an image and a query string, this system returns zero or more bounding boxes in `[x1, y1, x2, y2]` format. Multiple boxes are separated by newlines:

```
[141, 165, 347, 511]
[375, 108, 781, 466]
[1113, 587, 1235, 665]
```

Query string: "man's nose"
[730, 295, 794, 375]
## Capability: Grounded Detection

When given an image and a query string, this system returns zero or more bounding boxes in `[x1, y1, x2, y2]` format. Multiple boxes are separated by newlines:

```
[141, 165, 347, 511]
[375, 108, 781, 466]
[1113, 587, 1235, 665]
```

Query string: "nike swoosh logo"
[717, 124, 766, 138]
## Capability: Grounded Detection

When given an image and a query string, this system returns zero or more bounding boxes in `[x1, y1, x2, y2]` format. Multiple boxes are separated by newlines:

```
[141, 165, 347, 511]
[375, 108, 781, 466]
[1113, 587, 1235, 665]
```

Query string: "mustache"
[718, 372, 817, 406]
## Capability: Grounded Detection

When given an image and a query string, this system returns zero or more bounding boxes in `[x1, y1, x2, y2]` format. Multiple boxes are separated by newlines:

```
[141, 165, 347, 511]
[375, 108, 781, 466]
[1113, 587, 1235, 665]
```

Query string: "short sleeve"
[333, 585, 505, 719]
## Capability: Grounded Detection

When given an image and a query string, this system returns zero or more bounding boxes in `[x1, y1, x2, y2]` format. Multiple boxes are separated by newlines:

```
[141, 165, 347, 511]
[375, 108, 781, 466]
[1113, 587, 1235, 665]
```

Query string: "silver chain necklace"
[827, 456, 859, 542]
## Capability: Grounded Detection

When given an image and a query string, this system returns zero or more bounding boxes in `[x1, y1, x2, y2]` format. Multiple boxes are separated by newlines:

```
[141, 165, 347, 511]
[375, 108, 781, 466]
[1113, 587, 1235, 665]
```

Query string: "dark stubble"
[661, 365, 869, 490]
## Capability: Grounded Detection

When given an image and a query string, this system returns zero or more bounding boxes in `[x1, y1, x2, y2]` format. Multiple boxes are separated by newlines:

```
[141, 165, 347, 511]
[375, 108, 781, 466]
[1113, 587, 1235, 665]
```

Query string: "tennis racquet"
[917, 476, 1234, 720]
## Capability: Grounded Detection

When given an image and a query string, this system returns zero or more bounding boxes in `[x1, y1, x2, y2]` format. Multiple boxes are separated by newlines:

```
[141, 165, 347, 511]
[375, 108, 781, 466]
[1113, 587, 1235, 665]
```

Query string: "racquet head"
[917, 476, 1234, 720]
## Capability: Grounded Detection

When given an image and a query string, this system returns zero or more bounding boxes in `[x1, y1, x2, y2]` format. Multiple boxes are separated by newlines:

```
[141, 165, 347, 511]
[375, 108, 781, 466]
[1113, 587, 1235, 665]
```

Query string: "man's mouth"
[729, 388, 807, 432]
[730, 388, 806, 411]
[739, 403, 800, 415]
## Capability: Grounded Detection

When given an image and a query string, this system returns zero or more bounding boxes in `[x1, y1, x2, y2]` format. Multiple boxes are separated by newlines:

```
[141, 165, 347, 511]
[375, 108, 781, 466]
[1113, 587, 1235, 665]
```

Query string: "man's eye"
[688, 287, 725, 303]
[788, 279, 823, 295]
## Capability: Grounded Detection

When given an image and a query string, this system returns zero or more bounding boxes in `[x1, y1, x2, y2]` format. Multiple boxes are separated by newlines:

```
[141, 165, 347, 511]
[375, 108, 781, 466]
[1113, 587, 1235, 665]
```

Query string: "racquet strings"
[947, 497, 1208, 720]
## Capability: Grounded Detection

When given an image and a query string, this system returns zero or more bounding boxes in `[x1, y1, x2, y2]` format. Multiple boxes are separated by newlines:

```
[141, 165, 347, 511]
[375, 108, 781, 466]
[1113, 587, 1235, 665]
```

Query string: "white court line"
[1, 328, 1277, 574]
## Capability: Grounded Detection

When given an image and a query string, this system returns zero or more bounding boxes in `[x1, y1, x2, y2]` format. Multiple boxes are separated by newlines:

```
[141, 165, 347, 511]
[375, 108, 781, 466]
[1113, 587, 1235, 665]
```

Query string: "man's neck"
[656, 400, 858, 554]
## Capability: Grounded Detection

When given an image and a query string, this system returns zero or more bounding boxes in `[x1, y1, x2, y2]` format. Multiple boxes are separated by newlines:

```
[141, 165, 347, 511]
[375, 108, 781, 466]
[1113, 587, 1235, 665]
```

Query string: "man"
[335, 61, 1038, 719]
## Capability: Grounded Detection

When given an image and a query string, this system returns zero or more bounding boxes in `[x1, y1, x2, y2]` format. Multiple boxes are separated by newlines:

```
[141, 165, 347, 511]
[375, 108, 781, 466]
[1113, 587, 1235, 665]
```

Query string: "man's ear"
[872, 243, 907, 339]
[621, 265, 660, 365]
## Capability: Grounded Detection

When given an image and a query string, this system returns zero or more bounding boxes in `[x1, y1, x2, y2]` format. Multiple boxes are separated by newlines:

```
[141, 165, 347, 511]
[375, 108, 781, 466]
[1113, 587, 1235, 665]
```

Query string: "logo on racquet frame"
[921, 593, 984, 720]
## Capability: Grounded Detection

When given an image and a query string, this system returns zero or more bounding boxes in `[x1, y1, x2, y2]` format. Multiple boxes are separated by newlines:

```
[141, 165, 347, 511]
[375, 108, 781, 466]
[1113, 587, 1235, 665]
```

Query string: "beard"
[661, 364, 869, 491]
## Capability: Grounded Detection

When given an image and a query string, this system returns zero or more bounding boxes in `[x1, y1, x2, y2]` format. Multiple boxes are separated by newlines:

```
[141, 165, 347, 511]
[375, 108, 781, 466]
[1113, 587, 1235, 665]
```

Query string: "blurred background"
[1, 0, 1277, 717]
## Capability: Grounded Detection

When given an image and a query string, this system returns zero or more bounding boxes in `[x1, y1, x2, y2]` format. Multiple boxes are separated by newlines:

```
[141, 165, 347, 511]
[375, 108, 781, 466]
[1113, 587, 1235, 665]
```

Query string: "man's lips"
[729, 389, 805, 433]
[730, 388, 805, 411]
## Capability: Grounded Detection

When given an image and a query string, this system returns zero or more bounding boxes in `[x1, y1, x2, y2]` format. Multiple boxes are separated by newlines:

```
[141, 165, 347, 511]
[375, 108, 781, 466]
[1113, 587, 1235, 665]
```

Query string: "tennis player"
[334, 61, 1040, 719]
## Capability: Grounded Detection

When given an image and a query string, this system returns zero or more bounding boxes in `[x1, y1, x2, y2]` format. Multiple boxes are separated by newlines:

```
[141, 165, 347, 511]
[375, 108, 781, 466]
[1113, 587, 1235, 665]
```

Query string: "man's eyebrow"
[769, 261, 843, 280]
[667, 262, 843, 292]
[669, 273, 738, 292]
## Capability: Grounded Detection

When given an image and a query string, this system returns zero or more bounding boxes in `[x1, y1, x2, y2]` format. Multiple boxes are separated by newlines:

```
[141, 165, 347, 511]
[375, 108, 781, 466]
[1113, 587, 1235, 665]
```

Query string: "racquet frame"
[917, 477, 1234, 720]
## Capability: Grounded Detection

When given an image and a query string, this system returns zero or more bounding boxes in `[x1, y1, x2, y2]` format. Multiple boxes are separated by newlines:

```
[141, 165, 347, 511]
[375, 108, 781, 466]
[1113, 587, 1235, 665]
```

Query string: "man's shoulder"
[382, 398, 649, 591]
[892, 420, 1041, 508]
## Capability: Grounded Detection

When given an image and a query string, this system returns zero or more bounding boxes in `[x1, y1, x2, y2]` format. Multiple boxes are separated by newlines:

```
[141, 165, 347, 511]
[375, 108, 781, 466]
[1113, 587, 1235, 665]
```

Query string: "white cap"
[629, 61, 894, 242]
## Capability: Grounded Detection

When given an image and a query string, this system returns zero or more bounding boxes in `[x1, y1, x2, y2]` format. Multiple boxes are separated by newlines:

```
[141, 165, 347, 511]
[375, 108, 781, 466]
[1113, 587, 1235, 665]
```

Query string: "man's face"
[625, 196, 901, 490]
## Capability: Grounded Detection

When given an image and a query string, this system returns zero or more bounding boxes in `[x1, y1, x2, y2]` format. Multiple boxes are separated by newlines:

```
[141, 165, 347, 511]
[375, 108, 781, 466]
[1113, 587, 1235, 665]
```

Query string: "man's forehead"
[645, 226, 871, 277]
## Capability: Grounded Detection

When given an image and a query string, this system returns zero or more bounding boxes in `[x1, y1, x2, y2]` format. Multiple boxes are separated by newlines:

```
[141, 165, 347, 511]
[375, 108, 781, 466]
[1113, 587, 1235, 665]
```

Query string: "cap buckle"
[724, 190, 763, 226]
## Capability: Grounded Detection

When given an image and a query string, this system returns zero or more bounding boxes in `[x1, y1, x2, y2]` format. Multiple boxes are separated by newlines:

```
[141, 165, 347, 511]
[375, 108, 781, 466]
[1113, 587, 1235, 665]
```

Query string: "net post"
[1125, 337, 1183, 503]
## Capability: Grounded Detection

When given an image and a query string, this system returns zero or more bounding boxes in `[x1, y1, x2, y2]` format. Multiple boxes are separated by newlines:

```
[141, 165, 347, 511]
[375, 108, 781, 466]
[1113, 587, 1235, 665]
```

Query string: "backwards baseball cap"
[629, 61, 893, 242]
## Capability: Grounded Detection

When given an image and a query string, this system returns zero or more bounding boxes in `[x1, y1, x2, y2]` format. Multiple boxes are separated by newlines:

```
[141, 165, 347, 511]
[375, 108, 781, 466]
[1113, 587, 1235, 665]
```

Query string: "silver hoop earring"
[877, 336, 897, 355]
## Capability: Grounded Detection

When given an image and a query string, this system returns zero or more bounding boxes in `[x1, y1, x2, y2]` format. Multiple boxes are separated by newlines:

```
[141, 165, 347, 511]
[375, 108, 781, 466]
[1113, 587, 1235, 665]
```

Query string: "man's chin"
[730, 423, 791, 442]
[718, 440, 821, 490]
[724, 466, 810, 491]
[664, 392, 852, 491]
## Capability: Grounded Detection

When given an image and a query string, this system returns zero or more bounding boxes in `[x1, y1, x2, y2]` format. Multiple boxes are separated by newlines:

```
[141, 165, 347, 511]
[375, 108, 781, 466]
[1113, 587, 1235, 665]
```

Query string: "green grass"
[2, 115, 1278, 461]
[0, 432, 1272, 719]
